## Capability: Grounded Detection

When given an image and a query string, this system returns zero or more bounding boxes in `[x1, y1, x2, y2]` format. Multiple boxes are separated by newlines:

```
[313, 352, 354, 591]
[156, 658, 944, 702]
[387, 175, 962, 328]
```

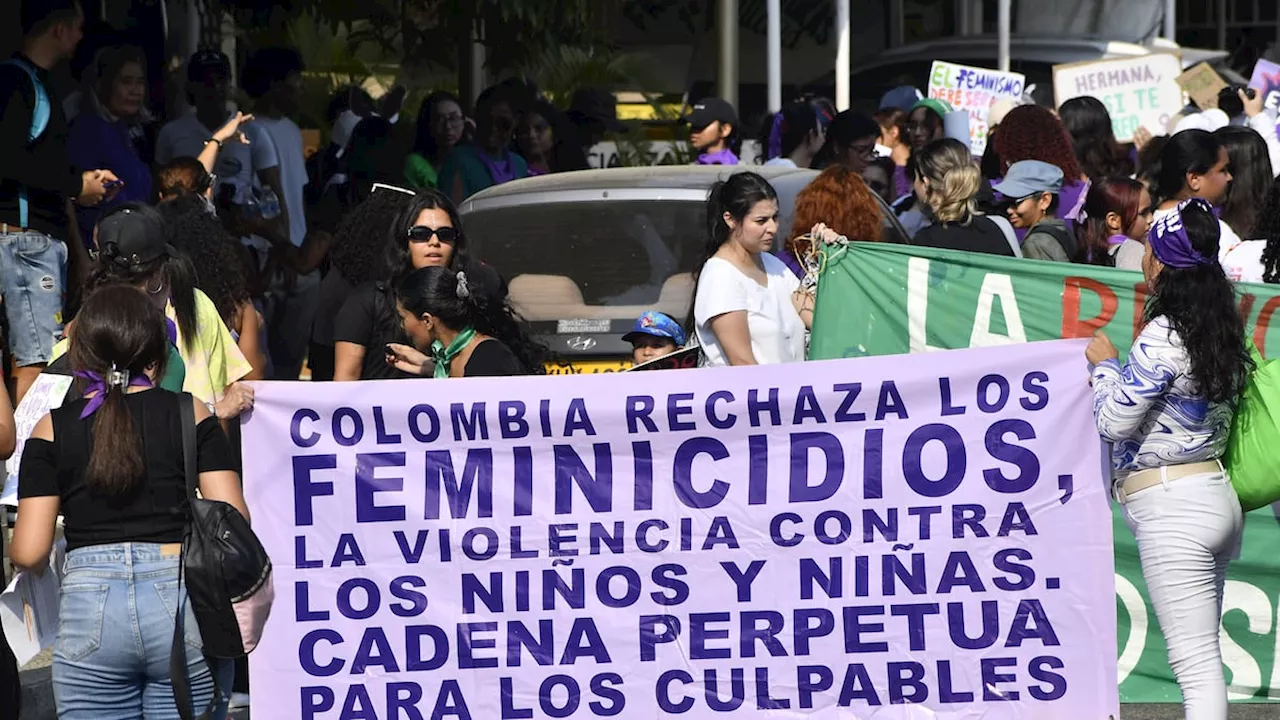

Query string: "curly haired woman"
[779, 164, 883, 279]
[994, 105, 1090, 233]
[157, 195, 267, 379]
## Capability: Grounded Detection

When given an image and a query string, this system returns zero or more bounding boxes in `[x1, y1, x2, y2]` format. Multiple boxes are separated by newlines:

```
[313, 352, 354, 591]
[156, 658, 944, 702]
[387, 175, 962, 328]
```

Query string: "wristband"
[205, 137, 222, 148]
[205, 400, 218, 419]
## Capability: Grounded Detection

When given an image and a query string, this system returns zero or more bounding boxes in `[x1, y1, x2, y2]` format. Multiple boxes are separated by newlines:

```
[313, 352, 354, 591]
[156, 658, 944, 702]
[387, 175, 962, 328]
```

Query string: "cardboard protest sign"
[1249, 59, 1280, 112]
[927, 60, 1025, 155]
[1054, 54, 1183, 141]
[811, 242, 1280, 703]
[1177, 62, 1228, 109]
[244, 349, 1118, 719]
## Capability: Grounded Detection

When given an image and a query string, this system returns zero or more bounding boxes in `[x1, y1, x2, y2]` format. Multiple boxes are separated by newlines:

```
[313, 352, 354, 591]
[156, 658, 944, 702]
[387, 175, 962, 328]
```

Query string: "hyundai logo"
[566, 336, 597, 351]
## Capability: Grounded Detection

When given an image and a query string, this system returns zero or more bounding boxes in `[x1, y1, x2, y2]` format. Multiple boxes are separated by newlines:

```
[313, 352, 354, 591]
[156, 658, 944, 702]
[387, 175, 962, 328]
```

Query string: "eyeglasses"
[407, 225, 459, 244]
[1014, 192, 1048, 205]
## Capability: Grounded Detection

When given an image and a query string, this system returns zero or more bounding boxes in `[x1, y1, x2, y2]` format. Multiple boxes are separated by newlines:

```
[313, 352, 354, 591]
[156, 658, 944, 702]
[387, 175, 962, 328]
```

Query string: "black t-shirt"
[913, 216, 1016, 257]
[18, 390, 236, 552]
[332, 282, 416, 381]
[465, 339, 526, 377]
[0, 54, 81, 236]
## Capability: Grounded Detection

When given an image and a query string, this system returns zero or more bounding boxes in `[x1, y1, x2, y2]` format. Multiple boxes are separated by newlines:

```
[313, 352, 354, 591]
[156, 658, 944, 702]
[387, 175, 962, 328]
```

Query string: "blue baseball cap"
[623, 311, 686, 346]
[992, 160, 1064, 199]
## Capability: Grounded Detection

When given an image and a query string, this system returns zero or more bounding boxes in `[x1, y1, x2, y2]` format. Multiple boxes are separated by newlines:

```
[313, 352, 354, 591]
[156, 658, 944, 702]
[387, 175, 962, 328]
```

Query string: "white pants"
[1122, 470, 1243, 720]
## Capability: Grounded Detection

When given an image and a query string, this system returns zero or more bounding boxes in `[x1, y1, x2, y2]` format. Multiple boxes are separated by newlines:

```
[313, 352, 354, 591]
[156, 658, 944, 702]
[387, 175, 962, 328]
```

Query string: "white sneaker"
[229, 692, 251, 710]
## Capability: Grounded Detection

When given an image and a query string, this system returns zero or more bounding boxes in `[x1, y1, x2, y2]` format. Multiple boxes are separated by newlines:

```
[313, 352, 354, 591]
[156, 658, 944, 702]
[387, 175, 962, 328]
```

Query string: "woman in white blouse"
[691, 172, 811, 366]
[1087, 198, 1252, 720]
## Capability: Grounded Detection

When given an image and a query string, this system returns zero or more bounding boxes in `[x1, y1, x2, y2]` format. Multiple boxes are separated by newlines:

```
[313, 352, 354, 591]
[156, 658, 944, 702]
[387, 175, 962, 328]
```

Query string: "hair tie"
[456, 271, 471, 299]
[73, 363, 153, 419]
[767, 113, 785, 160]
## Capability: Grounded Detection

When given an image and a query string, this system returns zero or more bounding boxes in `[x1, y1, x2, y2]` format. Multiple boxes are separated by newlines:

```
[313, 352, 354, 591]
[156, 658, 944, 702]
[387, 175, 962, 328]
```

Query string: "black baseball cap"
[97, 204, 174, 267]
[187, 49, 230, 83]
[684, 97, 738, 130]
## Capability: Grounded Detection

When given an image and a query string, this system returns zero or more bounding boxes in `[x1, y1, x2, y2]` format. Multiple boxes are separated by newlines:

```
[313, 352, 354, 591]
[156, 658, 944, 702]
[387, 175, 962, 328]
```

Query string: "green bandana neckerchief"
[432, 327, 477, 378]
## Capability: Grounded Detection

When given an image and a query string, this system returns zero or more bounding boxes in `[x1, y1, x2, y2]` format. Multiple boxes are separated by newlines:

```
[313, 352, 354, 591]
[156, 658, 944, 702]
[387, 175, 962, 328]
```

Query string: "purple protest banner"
[1249, 58, 1280, 113]
[241, 339, 1117, 719]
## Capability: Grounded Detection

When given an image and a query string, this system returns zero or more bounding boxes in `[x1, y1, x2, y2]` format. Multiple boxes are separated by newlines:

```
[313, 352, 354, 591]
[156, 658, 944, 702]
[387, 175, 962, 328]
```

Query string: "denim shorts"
[0, 229, 66, 366]
[53, 542, 231, 720]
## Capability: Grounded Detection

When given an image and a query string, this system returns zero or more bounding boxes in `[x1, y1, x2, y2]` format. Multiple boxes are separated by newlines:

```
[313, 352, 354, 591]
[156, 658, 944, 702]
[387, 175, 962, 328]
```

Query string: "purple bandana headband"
[767, 113, 785, 160]
[1147, 197, 1217, 269]
[75, 366, 153, 419]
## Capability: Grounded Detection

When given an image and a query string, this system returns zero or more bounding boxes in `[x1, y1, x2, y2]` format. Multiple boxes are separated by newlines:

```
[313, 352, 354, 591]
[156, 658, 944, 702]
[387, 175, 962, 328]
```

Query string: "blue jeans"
[0, 229, 66, 366]
[53, 543, 233, 720]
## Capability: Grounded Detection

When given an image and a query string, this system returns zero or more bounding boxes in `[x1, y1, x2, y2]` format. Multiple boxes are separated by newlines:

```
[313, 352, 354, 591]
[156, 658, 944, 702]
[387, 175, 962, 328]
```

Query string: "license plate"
[544, 358, 632, 375]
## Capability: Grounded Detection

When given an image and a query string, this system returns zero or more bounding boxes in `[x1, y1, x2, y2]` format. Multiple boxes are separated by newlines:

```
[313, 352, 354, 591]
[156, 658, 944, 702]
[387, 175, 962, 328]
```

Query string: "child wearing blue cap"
[993, 160, 1075, 262]
[623, 311, 686, 365]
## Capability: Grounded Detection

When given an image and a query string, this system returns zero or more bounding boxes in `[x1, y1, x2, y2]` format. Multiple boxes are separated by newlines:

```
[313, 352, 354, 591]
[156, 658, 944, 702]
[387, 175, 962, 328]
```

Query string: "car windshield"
[465, 200, 705, 322]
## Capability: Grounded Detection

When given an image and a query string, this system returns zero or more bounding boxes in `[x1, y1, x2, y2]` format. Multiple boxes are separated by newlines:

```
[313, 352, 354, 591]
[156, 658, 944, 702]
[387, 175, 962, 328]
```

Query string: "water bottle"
[258, 187, 281, 220]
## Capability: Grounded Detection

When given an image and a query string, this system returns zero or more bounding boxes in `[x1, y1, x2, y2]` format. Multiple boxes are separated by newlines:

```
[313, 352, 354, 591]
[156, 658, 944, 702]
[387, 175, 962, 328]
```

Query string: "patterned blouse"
[1091, 316, 1233, 472]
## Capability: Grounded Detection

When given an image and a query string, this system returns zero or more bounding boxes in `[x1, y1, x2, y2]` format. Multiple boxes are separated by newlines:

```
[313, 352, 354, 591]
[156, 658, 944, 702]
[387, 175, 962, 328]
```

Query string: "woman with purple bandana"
[758, 97, 833, 168]
[1087, 197, 1252, 720]
[686, 97, 740, 165]
[9, 284, 246, 719]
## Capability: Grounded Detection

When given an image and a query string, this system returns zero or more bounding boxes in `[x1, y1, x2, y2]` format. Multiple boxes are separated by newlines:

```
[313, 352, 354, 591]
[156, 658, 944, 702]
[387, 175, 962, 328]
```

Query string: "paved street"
[15, 653, 1280, 720]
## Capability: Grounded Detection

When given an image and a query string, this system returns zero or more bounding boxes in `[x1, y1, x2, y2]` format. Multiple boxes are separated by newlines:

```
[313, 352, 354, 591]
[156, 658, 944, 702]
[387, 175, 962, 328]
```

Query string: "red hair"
[1076, 176, 1144, 266]
[994, 105, 1083, 180]
[789, 165, 883, 259]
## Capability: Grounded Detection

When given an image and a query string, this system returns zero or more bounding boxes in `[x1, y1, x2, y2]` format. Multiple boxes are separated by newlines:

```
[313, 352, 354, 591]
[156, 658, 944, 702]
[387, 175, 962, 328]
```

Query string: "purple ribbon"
[74, 369, 154, 419]
[477, 149, 517, 185]
[1107, 234, 1129, 246]
[165, 317, 178, 347]
[696, 148, 739, 165]
[767, 113, 785, 161]
[1147, 197, 1217, 269]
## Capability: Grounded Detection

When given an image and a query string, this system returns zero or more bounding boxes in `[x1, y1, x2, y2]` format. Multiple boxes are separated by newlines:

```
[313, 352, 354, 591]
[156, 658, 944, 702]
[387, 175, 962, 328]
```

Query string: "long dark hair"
[67, 284, 171, 496]
[1257, 177, 1280, 283]
[686, 172, 779, 331]
[1146, 202, 1252, 404]
[1153, 130, 1222, 205]
[412, 90, 463, 163]
[1059, 96, 1133, 180]
[1215, 126, 1273, 239]
[89, 203, 199, 355]
[373, 189, 472, 341]
[814, 110, 879, 169]
[397, 266, 547, 375]
[517, 99, 588, 173]
[331, 188, 414, 287]
[759, 97, 835, 163]
[1074, 176, 1144, 266]
[156, 195, 251, 329]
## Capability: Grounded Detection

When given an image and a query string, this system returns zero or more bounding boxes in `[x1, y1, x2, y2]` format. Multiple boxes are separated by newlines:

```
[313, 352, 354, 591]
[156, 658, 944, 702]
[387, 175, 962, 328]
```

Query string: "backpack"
[1034, 222, 1078, 260]
[1225, 344, 1280, 511]
[2, 58, 50, 228]
[171, 393, 274, 720]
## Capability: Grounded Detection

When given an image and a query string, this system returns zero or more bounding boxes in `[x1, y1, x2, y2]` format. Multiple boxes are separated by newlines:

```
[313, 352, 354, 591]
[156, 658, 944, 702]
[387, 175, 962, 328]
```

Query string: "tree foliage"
[220, 0, 605, 75]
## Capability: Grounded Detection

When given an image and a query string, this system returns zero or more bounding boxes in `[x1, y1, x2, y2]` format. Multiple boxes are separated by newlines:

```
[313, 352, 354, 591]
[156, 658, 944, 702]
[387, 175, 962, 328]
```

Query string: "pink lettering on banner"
[242, 340, 1119, 720]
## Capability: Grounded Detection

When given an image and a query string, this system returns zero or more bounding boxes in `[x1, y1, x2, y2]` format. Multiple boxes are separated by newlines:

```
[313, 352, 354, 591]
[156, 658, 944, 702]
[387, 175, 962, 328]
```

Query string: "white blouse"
[694, 254, 806, 366]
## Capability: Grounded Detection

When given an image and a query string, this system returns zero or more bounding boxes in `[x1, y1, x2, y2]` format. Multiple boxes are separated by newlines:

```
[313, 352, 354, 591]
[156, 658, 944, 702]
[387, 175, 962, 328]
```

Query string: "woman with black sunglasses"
[332, 188, 503, 380]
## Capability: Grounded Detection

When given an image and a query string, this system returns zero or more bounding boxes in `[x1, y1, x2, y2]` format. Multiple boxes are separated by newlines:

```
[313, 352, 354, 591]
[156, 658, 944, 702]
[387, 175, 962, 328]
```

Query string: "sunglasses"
[372, 182, 415, 196]
[407, 225, 459, 244]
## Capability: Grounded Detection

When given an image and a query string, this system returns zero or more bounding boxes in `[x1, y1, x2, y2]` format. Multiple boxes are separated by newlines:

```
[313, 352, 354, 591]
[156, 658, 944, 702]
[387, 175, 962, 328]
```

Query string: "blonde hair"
[914, 138, 981, 225]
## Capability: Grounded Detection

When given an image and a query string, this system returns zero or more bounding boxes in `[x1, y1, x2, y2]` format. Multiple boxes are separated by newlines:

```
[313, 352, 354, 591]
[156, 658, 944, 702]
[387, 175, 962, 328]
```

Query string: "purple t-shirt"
[893, 164, 912, 201]
[67, 114, 154, 245]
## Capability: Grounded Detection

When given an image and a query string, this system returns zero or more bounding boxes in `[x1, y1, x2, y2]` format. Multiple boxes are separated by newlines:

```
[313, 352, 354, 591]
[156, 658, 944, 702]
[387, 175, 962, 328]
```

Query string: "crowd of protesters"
[3, 0, 1280, 719]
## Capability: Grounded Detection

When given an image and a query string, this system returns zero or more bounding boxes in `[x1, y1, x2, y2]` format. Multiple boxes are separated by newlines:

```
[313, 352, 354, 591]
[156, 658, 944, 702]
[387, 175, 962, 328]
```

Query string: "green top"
[404, 153, 439, 189]
[438, 145, 529, 201]
[160, 344, 186, 392]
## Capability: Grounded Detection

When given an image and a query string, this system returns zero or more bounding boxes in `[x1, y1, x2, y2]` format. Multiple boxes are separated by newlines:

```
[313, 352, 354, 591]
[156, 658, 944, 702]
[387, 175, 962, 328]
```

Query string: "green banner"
[811, 243, 1280, 703]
